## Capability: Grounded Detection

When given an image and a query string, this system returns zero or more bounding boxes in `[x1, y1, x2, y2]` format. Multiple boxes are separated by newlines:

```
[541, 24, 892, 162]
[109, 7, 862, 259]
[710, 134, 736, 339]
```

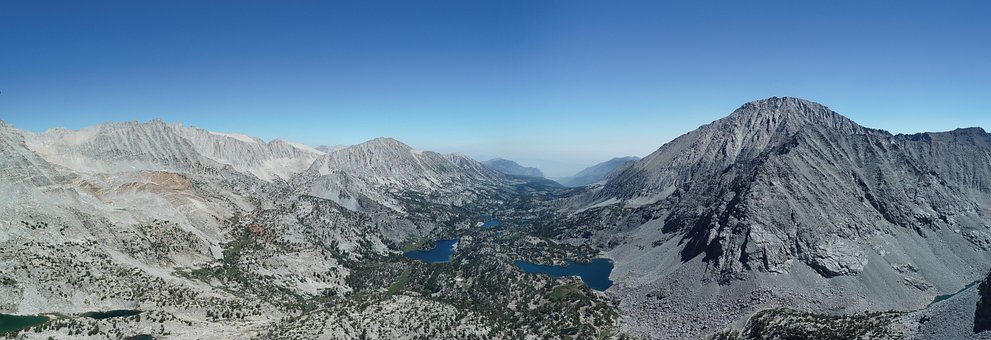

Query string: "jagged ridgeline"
[1, 96, 989, 339]
[0, 118, 618, 339]
[546, 97, 991, 338]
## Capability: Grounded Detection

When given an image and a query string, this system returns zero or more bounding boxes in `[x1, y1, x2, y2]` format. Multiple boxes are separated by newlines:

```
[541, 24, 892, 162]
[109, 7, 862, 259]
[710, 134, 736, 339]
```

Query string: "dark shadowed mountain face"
[481, 158, 545, 178]
[977, 272, 991, 333]
[558, 156, 639, 187]
[543, 97, 991, 339]
[578, 97, 990, 280]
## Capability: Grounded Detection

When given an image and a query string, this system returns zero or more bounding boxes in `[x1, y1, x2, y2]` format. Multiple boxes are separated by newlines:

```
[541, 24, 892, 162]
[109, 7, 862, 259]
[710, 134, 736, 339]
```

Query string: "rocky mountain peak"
[300, 136, 506, 213]
[951, 127, 988, 135]
[20, 119, 328, 181]
[725, 96, 865, 135]
[733, 96, 826, 114]
[0, 119, 65, 187]
[0, 119, 20, 138]
[357, 137, 412, 151]
[591, 97, 873, 206]
[311, 137, 457, 177]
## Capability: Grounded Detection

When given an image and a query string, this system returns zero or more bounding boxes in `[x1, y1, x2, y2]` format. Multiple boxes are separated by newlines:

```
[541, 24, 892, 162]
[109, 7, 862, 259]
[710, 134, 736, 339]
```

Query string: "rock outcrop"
[0, 117, 610, 339]
[977, 271, 991, 333]
[175, 125, 325, 181]
[25, 120, 325, 182]
[582, 97, 987, 280]
[555, 97, 991, 339]
[298, 137, 508, 213]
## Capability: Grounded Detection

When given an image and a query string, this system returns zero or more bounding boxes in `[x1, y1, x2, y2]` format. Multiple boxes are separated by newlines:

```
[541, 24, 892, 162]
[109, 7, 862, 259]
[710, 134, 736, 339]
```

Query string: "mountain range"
[481, 158, 545, 178]
[1, 97, 989, 339]
[557, 156, 640, 187]
[552, 97, 991, 338]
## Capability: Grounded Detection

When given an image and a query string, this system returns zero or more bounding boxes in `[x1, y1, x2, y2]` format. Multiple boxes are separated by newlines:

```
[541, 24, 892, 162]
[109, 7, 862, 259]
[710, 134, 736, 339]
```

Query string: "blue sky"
[1, 1, 989, 177]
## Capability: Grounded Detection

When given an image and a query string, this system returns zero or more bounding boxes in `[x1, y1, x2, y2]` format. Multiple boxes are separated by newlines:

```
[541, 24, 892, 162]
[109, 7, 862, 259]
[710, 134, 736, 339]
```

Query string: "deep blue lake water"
[513, 258, 614, 291]
[405, 239, 458, 263]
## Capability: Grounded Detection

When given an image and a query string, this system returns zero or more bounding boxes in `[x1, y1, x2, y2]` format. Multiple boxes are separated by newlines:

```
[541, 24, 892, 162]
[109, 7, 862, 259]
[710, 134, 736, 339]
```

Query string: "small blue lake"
[513, 258, 614, 291]
[930, 279, 982, 306]
[478, 213, 501, 229]
[405, 239, 458, 264]
[481, 219, 501, 229]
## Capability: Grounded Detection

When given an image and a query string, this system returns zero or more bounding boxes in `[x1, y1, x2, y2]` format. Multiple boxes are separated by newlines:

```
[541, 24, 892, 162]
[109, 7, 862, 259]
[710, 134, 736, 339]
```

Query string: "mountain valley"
[1, 97, 990, 339]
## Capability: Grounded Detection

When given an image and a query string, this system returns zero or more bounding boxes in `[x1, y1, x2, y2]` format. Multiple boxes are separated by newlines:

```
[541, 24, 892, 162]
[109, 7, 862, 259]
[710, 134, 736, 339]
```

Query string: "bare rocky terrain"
[0, 119, 618, 339]
[1, 97, 989, 339]
[543, 97, 991, 339]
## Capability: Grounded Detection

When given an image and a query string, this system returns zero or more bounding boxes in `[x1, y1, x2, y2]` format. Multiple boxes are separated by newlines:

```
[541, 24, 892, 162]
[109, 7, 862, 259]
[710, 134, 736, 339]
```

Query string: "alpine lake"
[405, 215, 614, 291]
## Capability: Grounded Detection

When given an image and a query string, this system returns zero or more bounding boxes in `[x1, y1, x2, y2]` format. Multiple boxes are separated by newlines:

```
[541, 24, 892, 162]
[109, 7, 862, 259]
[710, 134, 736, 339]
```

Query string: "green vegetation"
[401, 238, 431, 252]
[386, 268, 412, 295]
[5, 176, 620, 338]
[548, 284, 581, 302]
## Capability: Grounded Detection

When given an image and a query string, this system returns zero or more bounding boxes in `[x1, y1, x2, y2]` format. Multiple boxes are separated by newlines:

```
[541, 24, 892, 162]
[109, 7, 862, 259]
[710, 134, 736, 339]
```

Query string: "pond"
[82, 309, 142, 320]
[404, 239, 459, 264]
[479, 213, 501, 229]
[481, 219, 501, 229]
[124, 334, 155, 340]
[0, 313, 49, 334]
[930, 279, 981, 306]
[513, 258, 614, 291]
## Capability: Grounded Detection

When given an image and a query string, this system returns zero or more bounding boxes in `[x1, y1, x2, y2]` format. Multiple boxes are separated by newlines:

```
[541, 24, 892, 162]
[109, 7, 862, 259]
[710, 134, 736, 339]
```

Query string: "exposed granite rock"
[580, 97, 983, 281]
[552, 97, 991, 339]
[297, 137, 510, 213]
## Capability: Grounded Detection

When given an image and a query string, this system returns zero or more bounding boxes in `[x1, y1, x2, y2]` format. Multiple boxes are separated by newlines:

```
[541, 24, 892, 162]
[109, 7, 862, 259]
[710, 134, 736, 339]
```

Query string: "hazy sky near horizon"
[2, 1, 990, 177]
